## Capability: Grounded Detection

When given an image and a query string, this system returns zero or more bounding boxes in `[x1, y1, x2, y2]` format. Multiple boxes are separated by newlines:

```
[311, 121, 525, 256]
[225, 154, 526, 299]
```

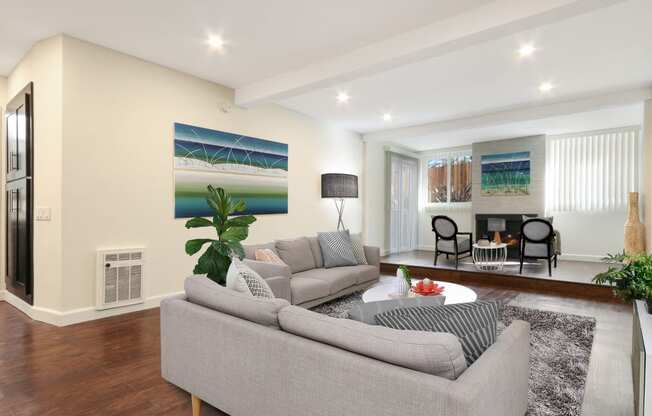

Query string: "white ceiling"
[0, 0, 491, 86]
[1, 0, 651, 151]
[280, 0, 652, 134]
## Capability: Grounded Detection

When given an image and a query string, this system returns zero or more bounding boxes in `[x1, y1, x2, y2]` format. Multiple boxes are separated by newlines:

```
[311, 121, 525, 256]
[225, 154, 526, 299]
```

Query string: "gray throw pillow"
[317, 231, 357, 268]
[349, 233, 368, 265]
[375, 301, 501, 365]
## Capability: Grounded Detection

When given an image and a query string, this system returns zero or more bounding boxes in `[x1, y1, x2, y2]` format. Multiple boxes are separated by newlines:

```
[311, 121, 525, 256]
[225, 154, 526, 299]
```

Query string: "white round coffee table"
[362, 280, 477, 305]
[472, 242, 508, 271]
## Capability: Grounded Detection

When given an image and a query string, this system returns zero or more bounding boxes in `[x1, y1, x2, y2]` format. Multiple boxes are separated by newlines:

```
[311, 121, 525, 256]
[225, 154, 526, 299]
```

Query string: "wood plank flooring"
[0, 281, 634, 416]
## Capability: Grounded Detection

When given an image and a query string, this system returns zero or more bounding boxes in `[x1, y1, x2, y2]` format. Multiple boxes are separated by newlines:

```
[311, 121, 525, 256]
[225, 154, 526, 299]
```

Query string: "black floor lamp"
[321, 173, 358, 231]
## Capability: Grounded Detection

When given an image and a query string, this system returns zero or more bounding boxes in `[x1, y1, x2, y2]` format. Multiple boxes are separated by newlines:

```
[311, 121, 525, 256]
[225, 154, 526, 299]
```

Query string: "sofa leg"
[192, 394, 201, 416]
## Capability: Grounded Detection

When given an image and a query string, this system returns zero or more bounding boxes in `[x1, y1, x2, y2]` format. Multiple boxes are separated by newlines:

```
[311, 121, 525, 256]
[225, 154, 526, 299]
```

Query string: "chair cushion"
[243, 242, 277, 260]
[185, 276, 289, 327]
[350, 233, 368, 265]
[307, 236, 324, 268]
[318, 231, 357, 268]
[524, 242, 550, 257]
[278, 305, 467, 380]
[275, 237, 316, 273]
[290, 277, 330, 305]
[375, 301, 500, 365]
[334, 265, 379, 284]
[293, 268, 357, 294]
[437, 236, 471, 253]
[348, 296, 446, 325]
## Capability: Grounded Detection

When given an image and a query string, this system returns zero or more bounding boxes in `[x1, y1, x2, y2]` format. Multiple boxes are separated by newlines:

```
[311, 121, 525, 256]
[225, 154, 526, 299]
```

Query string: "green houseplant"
[184, 185, 256, 285]
[593, 251, 652, 307]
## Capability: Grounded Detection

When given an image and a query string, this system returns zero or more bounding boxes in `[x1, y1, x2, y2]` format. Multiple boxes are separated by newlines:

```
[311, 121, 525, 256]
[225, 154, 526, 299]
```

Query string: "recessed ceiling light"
[518, 43, 536, 58]
[382, 113, 392, 122]
[336, 92, 350, 103]
[539, 82, 554, 93]
[207, 35, 225, 50]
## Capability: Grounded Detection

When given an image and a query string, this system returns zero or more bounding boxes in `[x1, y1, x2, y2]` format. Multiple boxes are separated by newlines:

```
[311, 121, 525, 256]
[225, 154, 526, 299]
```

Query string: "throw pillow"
[225, 258, 275, 299]
[317, 230, 357, 268]
[375, 301, 500, 365]
[522, 215, 554, 224]
[255, 248, 287, 266]
[349, 233, 368, 265]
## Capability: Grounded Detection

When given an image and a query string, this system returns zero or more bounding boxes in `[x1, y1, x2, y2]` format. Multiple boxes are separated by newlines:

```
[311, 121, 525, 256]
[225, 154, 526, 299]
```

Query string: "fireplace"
[475, 213, 537, 259]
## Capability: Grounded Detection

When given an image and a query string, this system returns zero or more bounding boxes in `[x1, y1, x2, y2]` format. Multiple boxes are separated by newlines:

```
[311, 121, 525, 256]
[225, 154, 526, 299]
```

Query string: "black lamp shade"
[321, 174, 358, 198]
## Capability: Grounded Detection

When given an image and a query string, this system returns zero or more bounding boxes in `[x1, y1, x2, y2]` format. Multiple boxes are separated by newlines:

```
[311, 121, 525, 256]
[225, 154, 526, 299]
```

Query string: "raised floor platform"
[381, 250, 619, 303]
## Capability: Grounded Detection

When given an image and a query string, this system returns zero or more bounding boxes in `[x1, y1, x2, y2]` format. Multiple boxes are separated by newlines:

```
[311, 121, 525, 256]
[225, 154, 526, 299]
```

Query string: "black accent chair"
[519, 218, 558, 276]
[432, 215, 473, 269]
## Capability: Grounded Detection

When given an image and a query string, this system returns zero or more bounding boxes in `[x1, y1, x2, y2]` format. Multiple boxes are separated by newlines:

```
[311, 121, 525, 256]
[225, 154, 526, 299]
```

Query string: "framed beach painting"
[174, 123, 288, 218]
[480, 151, 530, 196]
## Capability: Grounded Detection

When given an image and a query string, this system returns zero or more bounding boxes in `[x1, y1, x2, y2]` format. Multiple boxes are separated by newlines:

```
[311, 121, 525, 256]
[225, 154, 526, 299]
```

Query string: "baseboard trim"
[0, 290, 5, 301]
[2, 290, 185, 327]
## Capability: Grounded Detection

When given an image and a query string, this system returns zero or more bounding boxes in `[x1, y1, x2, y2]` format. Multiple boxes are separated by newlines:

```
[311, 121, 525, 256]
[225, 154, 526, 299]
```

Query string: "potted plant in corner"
[184, 185, 256, 285]
[593, 251, 652, 311]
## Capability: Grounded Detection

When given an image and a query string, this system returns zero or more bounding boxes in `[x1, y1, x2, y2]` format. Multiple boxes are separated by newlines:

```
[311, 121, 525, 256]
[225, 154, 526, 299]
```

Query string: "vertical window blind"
[546, 126, 642, 212]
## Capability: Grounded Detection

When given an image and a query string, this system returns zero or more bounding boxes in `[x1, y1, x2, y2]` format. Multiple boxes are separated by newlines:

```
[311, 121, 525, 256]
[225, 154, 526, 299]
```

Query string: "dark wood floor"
[0, 281, 633, 416]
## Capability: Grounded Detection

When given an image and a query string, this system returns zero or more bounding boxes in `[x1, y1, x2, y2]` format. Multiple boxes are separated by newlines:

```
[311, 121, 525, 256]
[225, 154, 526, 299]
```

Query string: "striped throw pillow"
[317, 231, 357, 268]
[349, 233, 368, 265]
[255, 248, 287, 266]
[375, 301, 500, 365]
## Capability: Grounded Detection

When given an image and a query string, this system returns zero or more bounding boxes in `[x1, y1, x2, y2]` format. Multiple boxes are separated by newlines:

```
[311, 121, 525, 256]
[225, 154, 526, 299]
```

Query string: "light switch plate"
[36, 207, 51, 221]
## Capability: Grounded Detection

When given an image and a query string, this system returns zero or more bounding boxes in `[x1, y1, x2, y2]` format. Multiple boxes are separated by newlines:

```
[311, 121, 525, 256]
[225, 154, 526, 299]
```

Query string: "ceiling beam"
[362, 86, 652, 142]
[235, 0, 626, 107]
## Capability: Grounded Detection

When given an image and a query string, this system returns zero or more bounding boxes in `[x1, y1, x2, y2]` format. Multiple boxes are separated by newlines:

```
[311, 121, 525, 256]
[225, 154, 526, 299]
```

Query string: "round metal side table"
[472, 242, 508, 271]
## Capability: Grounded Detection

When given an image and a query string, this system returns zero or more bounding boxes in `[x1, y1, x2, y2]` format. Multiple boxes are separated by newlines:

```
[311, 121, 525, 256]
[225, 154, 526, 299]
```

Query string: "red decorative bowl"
[411, 283, 445, 296]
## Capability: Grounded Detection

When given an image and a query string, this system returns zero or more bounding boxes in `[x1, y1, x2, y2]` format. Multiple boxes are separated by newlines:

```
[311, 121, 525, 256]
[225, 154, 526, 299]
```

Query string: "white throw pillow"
[226, 258, 275, 299]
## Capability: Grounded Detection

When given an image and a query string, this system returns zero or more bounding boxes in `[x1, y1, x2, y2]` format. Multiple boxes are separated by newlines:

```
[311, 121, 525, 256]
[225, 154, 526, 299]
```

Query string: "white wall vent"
[96, 247, 145, 310]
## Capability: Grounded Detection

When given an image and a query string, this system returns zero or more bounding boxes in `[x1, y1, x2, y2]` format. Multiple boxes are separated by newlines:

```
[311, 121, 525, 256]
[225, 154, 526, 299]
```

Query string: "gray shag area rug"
[311, 292, 596, 416]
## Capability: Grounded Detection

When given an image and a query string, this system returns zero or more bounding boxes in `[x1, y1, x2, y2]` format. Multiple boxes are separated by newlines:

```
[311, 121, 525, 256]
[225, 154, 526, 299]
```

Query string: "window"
[426, 151, 472, 204]
[546, 126, 641, 212]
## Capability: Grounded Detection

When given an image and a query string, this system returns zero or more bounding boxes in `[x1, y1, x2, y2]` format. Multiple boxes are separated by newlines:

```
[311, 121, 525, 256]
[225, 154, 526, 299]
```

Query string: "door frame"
[5, 82, 34, 305]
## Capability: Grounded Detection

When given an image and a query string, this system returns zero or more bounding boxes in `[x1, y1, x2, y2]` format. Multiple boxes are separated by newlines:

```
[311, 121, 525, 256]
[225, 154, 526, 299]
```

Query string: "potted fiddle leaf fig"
[184, 185, 256, 285]
[593, 251, 652, 310]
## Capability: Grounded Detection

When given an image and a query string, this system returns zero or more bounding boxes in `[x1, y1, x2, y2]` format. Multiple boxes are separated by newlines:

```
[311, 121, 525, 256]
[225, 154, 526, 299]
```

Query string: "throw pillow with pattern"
[255, 248, 287, 266]
[225, 258, 275, 299]
[349, 233, 368, 265]
[375, 301, 500, 365]
[317, 230, 357, 268]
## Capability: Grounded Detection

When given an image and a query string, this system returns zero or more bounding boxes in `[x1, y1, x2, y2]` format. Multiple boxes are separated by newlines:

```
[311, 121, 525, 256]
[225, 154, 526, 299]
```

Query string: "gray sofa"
[161, 276, 530, 416]
[241, 236, 380, 308]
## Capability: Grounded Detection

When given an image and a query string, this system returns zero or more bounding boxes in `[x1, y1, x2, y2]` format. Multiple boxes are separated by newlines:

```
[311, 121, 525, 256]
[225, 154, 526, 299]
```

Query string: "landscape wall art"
[480, 151, 530, 196]
[174, 123, 288, 218]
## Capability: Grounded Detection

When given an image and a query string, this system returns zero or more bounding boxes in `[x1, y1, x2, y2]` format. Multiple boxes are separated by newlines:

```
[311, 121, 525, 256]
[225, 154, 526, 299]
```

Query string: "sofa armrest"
[264, 275, 291, 302]
[452, 320, 530, 416]
[242, 259, 292, 278]
[363, 245, 381, 267]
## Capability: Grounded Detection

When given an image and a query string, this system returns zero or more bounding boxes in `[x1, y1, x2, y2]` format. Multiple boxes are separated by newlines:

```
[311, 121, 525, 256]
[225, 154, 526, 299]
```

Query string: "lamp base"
[334, 198, 346, 231]
[493, 231, 502, 244]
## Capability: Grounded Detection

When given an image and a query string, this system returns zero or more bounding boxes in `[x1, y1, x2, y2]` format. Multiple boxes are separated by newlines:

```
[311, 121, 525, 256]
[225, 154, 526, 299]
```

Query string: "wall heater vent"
[96, 248, 145, 310]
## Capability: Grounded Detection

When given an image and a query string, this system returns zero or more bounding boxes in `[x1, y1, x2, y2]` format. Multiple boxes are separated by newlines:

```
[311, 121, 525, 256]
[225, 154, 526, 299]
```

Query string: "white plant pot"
[395, 269, 411, 295]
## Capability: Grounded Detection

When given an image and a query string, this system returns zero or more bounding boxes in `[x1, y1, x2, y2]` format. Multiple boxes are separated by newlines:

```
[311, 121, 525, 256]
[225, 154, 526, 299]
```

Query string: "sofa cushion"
[307, 236, 324, 268]
[278, 305, 467, 380]
[334, 265, 379, 284]
[243, 242, 277, 260]
[290, 277, 330, 305]
[375, 301, 500, 365]
[350, 233, 368, 265]
[275, 237, 316, 273]
[318, 231, 357, 268]
[348, 296, 446, 325]
[185, 276, 289, 327]
[292, 268, 356, 295]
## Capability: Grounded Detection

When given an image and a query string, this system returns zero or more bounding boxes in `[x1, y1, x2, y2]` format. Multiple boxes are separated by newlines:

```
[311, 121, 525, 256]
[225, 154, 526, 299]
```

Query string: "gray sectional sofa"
[241, 236, 380, 308]
[161, 276, 530, 416]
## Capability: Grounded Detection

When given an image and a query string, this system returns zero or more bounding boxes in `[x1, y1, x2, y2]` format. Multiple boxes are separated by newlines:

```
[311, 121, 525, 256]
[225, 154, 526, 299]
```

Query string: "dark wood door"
[5, 83, 33, 305]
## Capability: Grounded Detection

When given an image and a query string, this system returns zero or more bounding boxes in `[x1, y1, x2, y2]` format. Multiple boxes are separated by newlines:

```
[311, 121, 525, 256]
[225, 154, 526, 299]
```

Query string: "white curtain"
[389, 153, 419, 253]
[546, 126, 642, 212]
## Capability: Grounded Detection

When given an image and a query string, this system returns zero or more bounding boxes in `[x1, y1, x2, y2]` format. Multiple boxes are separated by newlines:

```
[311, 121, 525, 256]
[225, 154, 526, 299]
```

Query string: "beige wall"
[7, 36, 64, 311]
[56, 36, 362, 311]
